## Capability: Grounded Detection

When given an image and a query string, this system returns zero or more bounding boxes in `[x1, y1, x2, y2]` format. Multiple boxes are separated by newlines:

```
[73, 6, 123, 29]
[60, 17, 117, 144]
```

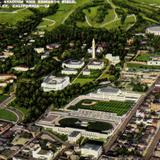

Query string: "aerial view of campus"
[0, 0, 160, 159]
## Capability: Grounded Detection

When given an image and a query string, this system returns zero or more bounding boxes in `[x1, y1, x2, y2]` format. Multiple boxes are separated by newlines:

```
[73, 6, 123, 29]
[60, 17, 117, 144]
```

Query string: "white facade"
[12, 66, 29, 72]
[61, 68, 78, 75]
[62, 59, 85, 69]
[34, 48, 45, 54]
[82, 69, 91, 76]
[90, 86, 141, 102]
[41, 76, 70, 92]
[32, 146, 54, 160]
[146, 26, 160, 36]
[88, 61, 104, 70]
[147, 60, 160, 66]
[81, 143, 102, 159]
[68, 131, 81, 143]
[105, 54, 120, 65]
[92, 39, 96, 59]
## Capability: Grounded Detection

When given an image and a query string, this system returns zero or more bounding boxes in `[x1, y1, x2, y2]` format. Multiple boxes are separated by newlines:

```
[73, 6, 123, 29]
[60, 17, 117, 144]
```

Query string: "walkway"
[37, 18, 56, 28]
[85, 15, 92, 27]
[0, 8, 26, 14]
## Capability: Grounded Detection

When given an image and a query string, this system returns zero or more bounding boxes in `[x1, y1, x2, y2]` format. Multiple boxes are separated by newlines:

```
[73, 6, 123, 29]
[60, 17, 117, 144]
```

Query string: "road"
[10, 133, 41, 159]
[0, 94, 15, 109]
[103, 78, 159, 153]
[144, 127, 160, 160]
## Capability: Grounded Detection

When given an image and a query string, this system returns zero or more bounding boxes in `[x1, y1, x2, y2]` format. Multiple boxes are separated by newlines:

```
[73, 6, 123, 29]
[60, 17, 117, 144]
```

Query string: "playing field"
[69, 100, 134, 116]
[0, 109, 17, 122]
[72, 78, 94, 85]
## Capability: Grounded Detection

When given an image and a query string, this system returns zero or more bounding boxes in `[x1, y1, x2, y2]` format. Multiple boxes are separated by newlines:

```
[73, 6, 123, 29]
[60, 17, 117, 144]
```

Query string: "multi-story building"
[89, 86, 141, 102]
[81, 143, 103, 159]
[61, 68, 78, 75]
[88, 60, 104, 70]
[41, 75, 70, 92]
[62, 59, 85, 69]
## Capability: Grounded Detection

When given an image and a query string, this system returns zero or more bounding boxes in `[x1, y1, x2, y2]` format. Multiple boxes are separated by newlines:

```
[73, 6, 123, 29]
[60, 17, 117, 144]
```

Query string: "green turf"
[72, 78, 94, 85]
[135, 54, 151, 62]
[104, 15, 136, 30]
[135, 0, 160, 5]
[0, 8, 33, 25]
[84, 7, 116, 28]
[69, 100, 134, 116]
[37, 0, 90, 30]
[0, 109, 17, 121]
[127, 63, 160, 69]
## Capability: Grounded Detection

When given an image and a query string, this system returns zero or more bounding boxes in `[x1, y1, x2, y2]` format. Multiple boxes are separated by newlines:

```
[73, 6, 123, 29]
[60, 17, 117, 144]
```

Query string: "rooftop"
[69, 131, 80, 137]
[82, 143, 102, 151]
[64, 59, 84, 65]
[89, 60, 103, 65]
[98, 86, 120, 93]
[43, 76, 68, 85]
[147, 26, 160, 32]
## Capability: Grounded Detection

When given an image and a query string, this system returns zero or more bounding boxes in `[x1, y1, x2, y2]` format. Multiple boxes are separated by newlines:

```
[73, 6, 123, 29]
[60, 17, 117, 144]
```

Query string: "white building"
[89, 86, 141, 102]
[82, 69, 91, 76]
[81, 143, 102, 159]
[146, 26, 160, 36]
[62, 59, 85, 69]
[41, 75, 70, 92]
[147, 57, 160, 66]
[32, 145, 54, 160]
[61, 68, 78, 75]
[34, 48, 45, 54]
[68, 131, 81, 143]
[105, 53, 120, 65]
[88, 60, 104, 70]
[12, 66, 29, 72]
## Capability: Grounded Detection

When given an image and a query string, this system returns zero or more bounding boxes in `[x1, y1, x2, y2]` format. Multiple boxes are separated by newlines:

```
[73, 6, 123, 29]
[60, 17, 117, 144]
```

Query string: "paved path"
[62, 10, 74, 24]
[85, 15, 92, 27]
[0, 8, 26, 14]
[144, 127, 160, 160]
[38, 18, 56, 28]
[126, 14, 137, 31]
[0, 94, 15, 109]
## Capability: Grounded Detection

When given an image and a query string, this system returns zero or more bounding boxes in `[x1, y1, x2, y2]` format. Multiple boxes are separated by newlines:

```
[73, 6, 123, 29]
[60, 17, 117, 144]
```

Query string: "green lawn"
[37, 0, 90, 30]
[69, 100, 134, 116]
[72, 78, 94, 85]
[0, 9, 33, 25]
[0, 109, 17, 121]
[135, 0, 160, 5]
[10, 102, 28, 118]
[127, 63, 160, 69]
[0, 95, 8, 103]
[84, 7, 116, 28]
[135, 54, 151, 62]
[104, 15, 136, 30]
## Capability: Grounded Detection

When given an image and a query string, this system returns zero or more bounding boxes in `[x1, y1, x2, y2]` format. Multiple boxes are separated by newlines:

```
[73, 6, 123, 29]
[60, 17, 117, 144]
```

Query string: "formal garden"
[58, 118, 113, 133]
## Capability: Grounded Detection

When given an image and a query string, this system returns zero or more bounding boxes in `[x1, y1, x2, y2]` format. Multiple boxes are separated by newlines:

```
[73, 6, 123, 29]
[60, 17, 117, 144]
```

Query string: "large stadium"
[146, 26, 160, 36]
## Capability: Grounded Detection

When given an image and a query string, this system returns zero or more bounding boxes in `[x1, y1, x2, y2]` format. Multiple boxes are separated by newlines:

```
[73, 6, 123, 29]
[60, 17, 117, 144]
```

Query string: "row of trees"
[16, 79, 99, 122]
